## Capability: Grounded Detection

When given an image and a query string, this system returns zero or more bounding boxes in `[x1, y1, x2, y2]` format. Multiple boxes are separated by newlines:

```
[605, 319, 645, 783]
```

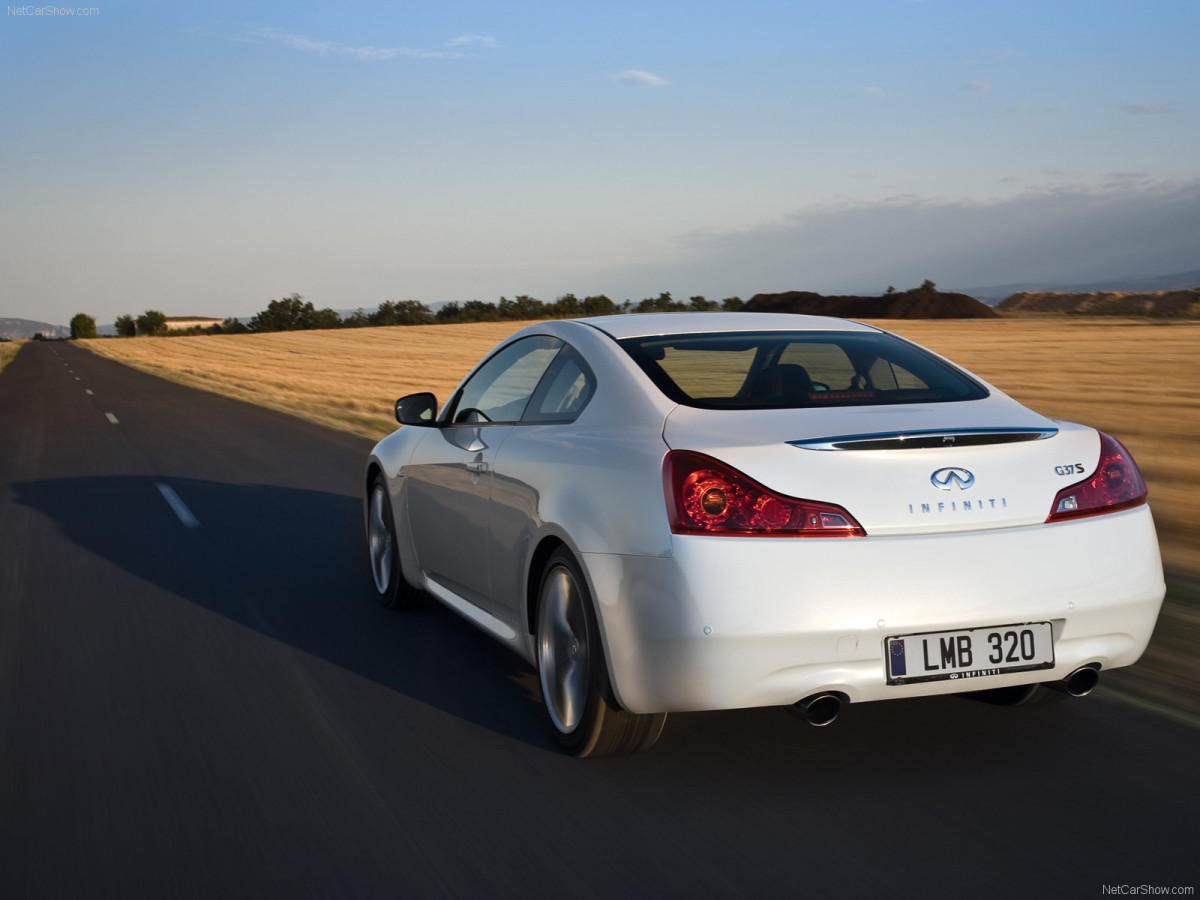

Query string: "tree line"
[71, 292, 745, 338]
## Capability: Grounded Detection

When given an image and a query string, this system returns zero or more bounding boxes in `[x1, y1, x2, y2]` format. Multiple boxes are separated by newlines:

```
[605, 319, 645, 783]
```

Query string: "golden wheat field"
[81, 317, 1200, 578]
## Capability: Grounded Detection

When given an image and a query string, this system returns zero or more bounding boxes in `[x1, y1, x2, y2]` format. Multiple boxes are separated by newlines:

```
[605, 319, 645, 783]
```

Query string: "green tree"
[582, 294, 616, 316]
[369, 301, 402, 326]
[459, 299, 500, 322]
[918, 279, 937, 293]
[70, 313, 97, 340]
[635, 292, 685, 313]
[114, 314, 137, 337]
[219, 316, 249, 334]
[720, 296, 743, 311]
[399, 300, 434, 324]
[548, 294, 583, 318]
[376, 300, 435, 325]
[498, 295, 546, 320]
[136, 310, 167, 336]
[688, 295, 718, 311]
[310, 306, 343, 330]
[249, 294, 332, 332]
[435, 301, 462, 323]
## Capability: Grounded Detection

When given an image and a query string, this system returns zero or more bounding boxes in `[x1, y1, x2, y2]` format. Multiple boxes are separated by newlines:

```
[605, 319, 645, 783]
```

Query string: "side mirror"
[395, 392, 438, 426]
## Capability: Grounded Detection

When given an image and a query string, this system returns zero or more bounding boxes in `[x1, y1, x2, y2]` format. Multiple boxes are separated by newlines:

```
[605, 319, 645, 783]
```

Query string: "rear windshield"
[617, 330, 988, 409]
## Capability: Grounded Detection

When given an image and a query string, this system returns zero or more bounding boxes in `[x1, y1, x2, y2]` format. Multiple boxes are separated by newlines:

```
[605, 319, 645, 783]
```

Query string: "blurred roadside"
[1103, 575, 1200, 727]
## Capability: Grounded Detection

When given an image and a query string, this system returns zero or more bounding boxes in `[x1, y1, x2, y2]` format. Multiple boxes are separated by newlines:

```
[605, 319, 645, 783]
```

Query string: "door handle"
[466, 460, 489, 473]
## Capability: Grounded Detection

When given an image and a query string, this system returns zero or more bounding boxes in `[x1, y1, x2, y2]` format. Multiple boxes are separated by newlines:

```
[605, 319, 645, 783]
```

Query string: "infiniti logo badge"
[931, 467, 975, 491]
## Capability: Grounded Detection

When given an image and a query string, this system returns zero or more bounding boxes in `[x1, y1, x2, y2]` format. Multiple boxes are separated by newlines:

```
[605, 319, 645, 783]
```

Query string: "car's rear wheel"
[536, 548, 666, 757]
[367, 473, 420, 609]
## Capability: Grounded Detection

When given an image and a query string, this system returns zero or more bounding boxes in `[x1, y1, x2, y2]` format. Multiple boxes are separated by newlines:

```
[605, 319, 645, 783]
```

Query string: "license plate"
[885, 622, 1055, 685]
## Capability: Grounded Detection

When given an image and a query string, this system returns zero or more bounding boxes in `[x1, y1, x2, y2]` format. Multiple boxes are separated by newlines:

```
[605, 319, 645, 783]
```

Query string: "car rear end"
[581, 315, 1165, 715]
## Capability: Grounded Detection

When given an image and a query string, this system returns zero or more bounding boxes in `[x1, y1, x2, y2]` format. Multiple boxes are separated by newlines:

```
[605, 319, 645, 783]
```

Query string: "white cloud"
[445, 33, 499, 49]
[254, 27, 463, 61]
[963, 80, 993, 93]
[1120, 103, 1178, 116]
[615, 70, 668, 87]
[864, 86, 890, 98]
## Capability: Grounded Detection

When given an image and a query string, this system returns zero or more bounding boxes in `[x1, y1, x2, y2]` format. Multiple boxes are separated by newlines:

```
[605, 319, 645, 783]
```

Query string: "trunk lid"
[662, 395, 1098, 536]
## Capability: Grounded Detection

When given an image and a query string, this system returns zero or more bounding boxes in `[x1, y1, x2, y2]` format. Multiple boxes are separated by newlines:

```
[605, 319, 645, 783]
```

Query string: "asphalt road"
[1, 340, 1196, 900]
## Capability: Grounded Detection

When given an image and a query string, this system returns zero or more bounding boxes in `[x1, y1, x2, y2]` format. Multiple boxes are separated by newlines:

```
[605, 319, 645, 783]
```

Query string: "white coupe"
[364, 313, 1164, 756]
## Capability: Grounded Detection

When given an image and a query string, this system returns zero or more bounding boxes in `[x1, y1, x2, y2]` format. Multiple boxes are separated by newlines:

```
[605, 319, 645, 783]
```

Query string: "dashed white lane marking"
[105, 412, 119, 424]
[157, 483, 200, 529]
[86, 389, 94, 395]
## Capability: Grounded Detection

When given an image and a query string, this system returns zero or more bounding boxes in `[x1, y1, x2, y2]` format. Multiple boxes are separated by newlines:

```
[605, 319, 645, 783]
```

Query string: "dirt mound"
[998, 289, 1200, 316]
[745, 288, 998, 319]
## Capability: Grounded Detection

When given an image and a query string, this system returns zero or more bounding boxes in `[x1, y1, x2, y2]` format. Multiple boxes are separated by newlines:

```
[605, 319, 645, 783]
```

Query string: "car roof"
[573, 311, 882, 340]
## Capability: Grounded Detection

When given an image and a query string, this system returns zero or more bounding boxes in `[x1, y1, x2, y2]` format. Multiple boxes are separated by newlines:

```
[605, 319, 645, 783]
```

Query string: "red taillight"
[1046, 432, 1148, 523]
[664, 450, 865, 537]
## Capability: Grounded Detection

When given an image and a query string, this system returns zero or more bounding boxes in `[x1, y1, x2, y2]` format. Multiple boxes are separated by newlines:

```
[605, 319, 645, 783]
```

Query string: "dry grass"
[80, 323, 539, 439]
[80, 316, 1200, 578]
[0, 340, 25, 374]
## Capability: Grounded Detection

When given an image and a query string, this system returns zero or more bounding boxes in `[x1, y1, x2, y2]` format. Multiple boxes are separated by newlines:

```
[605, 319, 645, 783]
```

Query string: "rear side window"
[523, 346, 595, 424]
[618, 330, 987, 409]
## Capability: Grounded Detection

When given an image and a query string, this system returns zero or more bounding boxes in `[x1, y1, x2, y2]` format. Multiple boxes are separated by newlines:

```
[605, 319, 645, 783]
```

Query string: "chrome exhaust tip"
[793, 693, 842, 727]
[1048, 664, 1101, 697]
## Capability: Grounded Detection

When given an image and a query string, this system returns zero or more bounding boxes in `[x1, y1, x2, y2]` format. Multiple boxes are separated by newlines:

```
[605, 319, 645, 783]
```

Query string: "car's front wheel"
[367, 473, 421, 609]
[536, 548, 666, 757]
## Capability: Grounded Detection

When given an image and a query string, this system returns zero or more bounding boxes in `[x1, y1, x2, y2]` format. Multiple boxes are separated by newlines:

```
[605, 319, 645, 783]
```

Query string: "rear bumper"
[583, 506, 1164, 714]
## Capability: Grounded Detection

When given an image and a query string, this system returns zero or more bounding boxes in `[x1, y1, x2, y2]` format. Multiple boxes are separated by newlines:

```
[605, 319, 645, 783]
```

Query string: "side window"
[448, 336, 563, 424]
[524, 346, 595, 423]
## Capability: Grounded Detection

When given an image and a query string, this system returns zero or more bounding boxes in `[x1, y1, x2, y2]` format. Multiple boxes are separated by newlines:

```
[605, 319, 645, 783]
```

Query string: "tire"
[366, 473, 421, 609]
[959, 683, 1066, 706]
[536, 549, 666, 757]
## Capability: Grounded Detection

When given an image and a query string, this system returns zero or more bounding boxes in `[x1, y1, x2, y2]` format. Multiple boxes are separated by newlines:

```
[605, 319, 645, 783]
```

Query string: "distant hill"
[745, 288, 998, 319]
[998, 288, 1200, 317]
[0, 318, 70, 340]
[961, 269, 1200, 305]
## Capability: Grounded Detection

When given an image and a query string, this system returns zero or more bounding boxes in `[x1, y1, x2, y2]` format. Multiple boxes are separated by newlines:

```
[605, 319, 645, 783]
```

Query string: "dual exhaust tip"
[792, 665, 1101, 726]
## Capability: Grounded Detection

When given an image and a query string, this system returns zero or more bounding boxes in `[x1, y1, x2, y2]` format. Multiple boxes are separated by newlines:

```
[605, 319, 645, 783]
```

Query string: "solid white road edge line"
[157, 483, 201, 529]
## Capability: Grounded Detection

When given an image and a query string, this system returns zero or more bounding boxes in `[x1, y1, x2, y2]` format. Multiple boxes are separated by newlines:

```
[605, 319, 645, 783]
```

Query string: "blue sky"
[2, 0, 1197, 324]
